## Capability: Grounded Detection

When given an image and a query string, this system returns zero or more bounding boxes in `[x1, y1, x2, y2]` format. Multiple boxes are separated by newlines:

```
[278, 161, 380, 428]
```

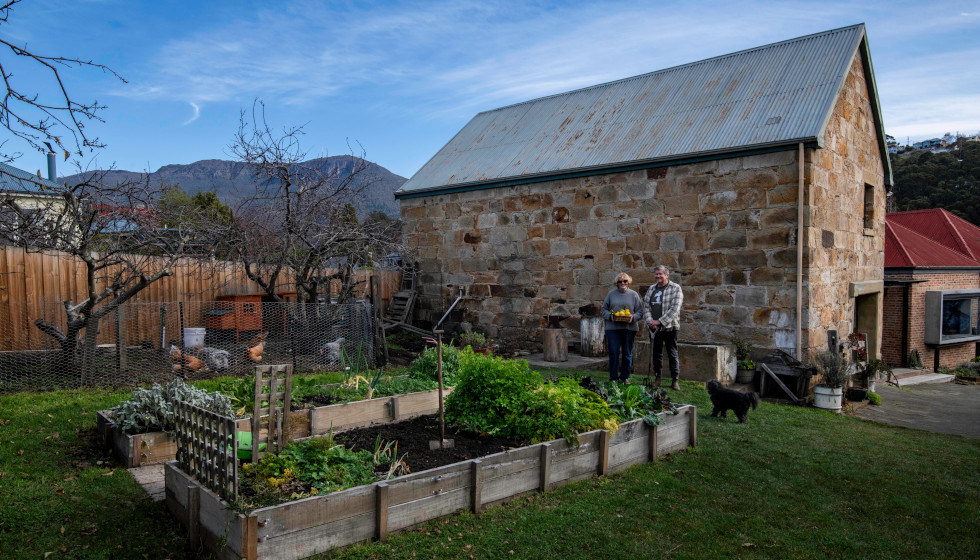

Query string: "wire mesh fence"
[0, 299, 381, 392]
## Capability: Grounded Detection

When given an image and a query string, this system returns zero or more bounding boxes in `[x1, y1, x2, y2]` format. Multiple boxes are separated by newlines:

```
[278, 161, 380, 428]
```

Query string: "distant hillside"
[63, 155, 406, 217]
[890, 138, 980, 226]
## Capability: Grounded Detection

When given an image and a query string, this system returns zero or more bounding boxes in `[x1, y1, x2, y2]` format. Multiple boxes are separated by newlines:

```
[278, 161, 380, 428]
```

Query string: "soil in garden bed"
[334, 414, 527, 473]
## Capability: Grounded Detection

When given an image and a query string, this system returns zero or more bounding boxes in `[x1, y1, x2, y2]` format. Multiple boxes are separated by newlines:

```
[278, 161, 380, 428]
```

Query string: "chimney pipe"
[44, 142, 56, 182]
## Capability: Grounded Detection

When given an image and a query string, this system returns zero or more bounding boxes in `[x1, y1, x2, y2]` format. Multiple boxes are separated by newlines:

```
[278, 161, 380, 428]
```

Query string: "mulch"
[333, 414, 526, 473]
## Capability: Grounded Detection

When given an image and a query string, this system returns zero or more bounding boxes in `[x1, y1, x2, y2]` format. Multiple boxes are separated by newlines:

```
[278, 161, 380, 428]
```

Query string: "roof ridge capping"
[478, 23, 868, 116]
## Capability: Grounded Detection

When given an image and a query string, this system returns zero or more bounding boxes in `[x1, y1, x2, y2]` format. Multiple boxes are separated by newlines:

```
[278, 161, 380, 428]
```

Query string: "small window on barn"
[863, 184, 875, 231]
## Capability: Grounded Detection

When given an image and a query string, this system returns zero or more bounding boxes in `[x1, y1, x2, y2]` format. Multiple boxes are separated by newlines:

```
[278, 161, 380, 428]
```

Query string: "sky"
[1, 0, 978, 180]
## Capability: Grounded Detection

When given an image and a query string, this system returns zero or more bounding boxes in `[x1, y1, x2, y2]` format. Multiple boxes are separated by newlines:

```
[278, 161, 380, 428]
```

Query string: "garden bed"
[164, 404, 697, 560]
[97, 387, 453, 467]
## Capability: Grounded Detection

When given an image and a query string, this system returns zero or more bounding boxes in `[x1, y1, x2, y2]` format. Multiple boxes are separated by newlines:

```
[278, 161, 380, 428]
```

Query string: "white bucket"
[183, 327, 206, 348]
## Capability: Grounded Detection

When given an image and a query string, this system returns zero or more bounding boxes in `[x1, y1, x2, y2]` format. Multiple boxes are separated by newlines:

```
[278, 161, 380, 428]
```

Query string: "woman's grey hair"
[653, 265, 671, 275]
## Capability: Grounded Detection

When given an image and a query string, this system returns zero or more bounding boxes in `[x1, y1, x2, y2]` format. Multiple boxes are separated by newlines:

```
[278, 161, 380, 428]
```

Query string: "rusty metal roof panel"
[398, 24, 875, 196]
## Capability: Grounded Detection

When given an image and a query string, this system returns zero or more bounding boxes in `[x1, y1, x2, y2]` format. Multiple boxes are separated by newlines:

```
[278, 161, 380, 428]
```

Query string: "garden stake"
[430, 331, 453, 450]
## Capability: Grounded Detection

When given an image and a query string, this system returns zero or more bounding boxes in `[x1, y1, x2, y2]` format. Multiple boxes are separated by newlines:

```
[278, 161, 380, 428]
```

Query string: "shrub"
[445, 352, 540, 436]
[730, 335, 751, 362]
[815, 351, 851, 388]
[110, 378, 234, 434]
[408, 344, 463, 384]
[456, 331, 489, 350]
[737, 359, 756, 370]
[867, 391, 882, 406]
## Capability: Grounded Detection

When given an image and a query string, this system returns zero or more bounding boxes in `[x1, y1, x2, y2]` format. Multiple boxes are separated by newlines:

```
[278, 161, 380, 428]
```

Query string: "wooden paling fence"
[173, 400, 239, 502]
[0, 245, 401, 352]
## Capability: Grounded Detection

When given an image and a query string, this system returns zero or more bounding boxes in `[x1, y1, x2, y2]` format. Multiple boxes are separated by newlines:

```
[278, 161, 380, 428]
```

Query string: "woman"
[600, 272, 645, 383]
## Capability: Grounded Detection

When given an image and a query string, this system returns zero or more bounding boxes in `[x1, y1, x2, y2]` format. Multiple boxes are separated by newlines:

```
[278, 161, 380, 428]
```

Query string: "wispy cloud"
[182, 102, 201, 125]
[112, 0, 978, 141]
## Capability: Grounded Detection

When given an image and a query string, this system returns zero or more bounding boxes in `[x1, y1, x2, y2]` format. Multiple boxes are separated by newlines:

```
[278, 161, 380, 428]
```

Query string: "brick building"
[883, 209, 980, 369]
[396, 24, 891, 361]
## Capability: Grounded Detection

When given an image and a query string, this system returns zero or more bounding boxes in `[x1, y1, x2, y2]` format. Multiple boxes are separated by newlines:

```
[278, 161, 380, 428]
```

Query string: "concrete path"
[851, 381, 980, 440]
[128, 464, 166, 501]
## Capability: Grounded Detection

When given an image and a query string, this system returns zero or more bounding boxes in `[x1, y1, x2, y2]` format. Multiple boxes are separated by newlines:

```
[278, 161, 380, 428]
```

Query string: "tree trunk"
[542, 328, 568, 362]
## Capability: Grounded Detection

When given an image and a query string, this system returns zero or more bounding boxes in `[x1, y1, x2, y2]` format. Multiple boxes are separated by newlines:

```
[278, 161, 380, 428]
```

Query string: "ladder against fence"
[173, 400, 239, 501]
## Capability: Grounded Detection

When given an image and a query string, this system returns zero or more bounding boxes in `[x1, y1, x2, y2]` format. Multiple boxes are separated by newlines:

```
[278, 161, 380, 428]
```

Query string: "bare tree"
[0, 0, 126, 163]
[0, 169, 229, 381]
[228, 102, 401, 308]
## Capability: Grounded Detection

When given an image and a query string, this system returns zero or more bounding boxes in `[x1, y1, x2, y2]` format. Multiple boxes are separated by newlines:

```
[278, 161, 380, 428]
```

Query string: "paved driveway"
[852, 382, 980, 439]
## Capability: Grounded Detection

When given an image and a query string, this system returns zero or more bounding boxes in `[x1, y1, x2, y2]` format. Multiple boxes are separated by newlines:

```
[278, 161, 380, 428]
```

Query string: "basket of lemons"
[611, 308, 633, 323]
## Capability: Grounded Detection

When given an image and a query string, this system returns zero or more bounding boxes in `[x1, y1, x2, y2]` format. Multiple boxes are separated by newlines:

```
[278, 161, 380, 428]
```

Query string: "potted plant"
[730, 335, 756, 384]
[457, 331, 492, 355]
[860, 358, 892, 392]
[814, 350, 850, 411]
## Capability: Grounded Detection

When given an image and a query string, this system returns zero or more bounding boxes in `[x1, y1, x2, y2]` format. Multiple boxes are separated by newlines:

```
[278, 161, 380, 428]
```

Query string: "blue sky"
[2, 0, 978, 179]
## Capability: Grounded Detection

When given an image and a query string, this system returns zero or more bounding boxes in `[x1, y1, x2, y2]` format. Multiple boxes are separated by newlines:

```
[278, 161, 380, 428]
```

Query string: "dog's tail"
[747, 392, 760, 410]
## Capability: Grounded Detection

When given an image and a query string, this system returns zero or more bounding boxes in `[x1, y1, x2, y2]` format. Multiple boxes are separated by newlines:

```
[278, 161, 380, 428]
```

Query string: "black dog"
[706, 380, 759, 423]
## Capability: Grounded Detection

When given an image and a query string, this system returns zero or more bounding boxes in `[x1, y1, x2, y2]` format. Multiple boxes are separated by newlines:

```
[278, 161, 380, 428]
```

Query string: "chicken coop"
[205, 293, 296, 344]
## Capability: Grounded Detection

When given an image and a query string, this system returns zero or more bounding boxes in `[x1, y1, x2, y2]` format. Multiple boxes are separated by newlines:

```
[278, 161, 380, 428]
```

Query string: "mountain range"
[63, 155, 407, 217]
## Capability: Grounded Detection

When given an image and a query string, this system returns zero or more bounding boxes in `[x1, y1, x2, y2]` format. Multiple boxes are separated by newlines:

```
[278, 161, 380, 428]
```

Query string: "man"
[644, 265, 684, 390]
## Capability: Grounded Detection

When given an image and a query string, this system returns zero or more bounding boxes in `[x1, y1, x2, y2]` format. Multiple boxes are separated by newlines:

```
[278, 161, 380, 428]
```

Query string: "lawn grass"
[2, 374, 978, 560]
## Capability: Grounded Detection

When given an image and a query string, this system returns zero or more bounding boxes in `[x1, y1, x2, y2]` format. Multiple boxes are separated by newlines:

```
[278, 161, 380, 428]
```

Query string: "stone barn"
[396, 24, 891, 362]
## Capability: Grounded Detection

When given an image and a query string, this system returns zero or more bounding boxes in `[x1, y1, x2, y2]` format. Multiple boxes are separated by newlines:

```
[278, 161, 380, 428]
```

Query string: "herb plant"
[110, 378, 234, 434]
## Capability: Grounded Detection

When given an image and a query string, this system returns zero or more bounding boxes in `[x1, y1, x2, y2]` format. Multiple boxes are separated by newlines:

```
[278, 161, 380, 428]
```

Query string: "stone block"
[767, 184, 798, 205]
[664, 194, 700, 215]
[634, 341, 737, 384]
[734, 286, 767, 307]
[726, 250, 767, 268]
[749, 228, 792, 249]
[708, 229, 747, 249]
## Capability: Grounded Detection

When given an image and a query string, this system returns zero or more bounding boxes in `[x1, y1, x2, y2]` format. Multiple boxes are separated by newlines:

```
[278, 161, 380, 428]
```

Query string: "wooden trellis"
[250, 364, 293, 463]
[173, 400, 238, 501]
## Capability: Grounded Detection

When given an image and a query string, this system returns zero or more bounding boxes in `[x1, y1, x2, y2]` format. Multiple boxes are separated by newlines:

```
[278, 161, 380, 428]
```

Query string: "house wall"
[803, 53, 886, 360]
[883, 272, 980, 368]
[400, 52, 885, 358]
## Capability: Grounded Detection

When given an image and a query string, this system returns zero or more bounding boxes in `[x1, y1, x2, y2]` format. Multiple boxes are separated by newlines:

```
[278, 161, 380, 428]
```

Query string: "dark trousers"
[606, 329, 636, 381]
[652, 328, 680, 379]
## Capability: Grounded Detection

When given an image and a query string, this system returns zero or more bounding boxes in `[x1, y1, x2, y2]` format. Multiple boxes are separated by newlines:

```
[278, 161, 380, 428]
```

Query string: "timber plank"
[257, 511, 375, 560]
[387, 485, 470, 532]
[254, 484, 376, 538]
[386, 462, 471, 505]
[481, 466, 541, 503]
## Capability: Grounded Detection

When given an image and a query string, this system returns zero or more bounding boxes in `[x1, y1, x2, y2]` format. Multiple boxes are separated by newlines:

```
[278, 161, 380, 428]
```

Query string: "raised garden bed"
[164, 404, 696, 559]
[97, 387, 454, 467]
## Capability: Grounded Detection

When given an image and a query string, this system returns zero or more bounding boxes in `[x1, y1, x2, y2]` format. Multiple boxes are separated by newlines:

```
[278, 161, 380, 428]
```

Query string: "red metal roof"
[885, 209, 980, 268]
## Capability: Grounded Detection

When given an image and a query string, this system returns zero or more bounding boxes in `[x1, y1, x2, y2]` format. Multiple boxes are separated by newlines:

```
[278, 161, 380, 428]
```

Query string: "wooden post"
[115, 304, 127, 372]
[648, 424, 659, 462]
[389, 395, 400, 420]
[598, 430, 610, 476]
[187, 485, 200, 552]
[688, 406, 698, 448]
[435, 331, 446, 449]
[471, 460, 483, 514]
[244, 514, 258, 560]
[539, 443, 552, 492]
[376, 482, 389, 541]
[542, 328, 568, 362]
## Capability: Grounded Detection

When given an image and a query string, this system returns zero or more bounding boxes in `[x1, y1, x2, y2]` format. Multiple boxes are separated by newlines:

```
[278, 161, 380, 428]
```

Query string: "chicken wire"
[0, 300, 380, 392]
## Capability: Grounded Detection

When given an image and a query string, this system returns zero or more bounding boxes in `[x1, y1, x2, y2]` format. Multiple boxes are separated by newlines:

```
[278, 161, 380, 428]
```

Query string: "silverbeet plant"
[110, 378, 234, 434]
[600, 381, 679, 426]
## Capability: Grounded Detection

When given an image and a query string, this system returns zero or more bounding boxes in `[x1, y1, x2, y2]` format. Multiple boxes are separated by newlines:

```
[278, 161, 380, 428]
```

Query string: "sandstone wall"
[400, 51, 886, 359]
[803, 53, 886, 359]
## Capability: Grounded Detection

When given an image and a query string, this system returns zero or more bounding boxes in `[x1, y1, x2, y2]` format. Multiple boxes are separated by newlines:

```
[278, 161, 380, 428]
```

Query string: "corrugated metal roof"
[398, 24, 890, 197]
[0, 161, 61, 196]
[886, 209, 980, 266]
